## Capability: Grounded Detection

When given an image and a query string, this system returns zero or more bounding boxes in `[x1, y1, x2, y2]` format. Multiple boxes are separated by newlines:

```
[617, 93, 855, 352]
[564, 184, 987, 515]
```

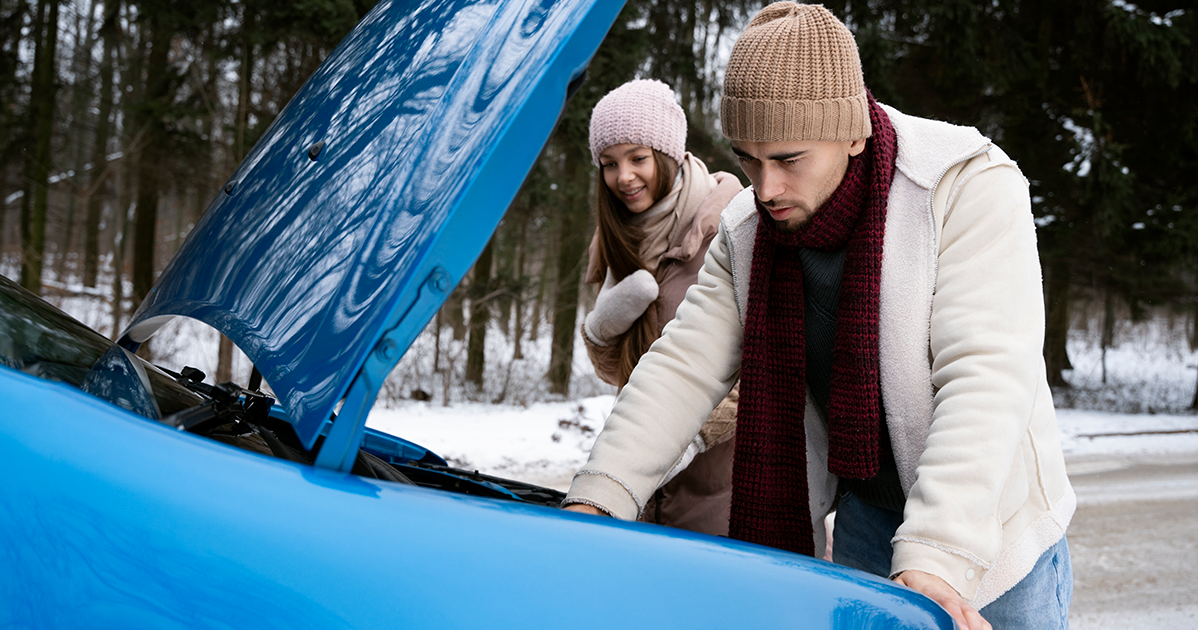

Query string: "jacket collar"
[881, 104, 991, 191]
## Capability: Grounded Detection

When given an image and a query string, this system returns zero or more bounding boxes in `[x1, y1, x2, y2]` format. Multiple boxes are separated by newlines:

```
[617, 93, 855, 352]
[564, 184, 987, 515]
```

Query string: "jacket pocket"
[997, 446, 1029, 523]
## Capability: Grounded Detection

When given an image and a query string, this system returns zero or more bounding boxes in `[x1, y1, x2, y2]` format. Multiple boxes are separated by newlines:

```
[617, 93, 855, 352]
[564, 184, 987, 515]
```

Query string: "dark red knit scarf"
[728, 94, 898, 556]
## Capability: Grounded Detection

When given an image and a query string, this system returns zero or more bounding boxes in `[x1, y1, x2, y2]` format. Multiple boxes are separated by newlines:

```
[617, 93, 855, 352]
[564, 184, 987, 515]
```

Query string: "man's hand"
[893, 570, 991, 630]
[562, 503, 609, 516]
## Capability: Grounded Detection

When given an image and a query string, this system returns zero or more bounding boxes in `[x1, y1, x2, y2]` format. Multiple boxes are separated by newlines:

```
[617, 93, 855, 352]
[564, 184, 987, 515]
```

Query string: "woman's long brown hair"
[591, 150, 679, 387]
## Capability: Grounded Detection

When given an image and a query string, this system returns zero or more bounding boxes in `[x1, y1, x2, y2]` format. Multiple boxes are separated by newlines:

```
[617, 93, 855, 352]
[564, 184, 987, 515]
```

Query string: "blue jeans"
[832, 490, 1073, 629]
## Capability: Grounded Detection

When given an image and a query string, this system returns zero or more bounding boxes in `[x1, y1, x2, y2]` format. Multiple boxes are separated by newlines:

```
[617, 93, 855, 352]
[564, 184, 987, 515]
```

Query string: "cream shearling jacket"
[564, 104, 1075, 608]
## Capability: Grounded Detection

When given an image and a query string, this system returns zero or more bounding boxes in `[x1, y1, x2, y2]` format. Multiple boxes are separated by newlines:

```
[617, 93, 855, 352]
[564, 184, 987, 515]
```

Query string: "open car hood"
[122, 0, 621, 460]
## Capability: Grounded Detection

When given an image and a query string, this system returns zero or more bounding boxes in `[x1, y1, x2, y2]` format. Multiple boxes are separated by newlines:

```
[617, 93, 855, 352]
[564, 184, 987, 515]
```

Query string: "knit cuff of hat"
[720, 92, 871, 143]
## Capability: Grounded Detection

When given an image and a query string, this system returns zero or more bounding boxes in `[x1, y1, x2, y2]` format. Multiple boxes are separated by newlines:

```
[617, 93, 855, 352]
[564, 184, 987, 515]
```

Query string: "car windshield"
[0, 274, 203, 416]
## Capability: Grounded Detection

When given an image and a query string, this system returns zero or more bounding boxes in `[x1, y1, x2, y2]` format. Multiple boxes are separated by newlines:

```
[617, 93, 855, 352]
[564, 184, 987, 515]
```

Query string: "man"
[562, 3, 1074, 630]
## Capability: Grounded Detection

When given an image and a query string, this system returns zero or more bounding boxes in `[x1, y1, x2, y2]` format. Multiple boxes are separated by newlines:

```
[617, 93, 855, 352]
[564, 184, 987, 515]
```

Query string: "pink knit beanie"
[589, 79, 687, 167]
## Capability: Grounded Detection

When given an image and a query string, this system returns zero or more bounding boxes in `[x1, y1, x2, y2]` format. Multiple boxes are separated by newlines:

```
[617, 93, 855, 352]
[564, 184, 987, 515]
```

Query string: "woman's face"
[598, 144, 659, 213]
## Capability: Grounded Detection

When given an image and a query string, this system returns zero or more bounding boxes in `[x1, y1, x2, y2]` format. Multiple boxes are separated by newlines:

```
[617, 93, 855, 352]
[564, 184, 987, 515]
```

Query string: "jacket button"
[966, 568, 976, 581]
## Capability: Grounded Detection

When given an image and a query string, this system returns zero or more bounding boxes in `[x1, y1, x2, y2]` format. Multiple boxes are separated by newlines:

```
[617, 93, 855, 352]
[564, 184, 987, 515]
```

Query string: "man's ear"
[848, 137, 868, 157]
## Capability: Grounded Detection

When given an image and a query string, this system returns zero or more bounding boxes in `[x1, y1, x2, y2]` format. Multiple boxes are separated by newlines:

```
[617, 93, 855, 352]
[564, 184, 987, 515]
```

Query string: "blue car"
[0, 0, 955, 627]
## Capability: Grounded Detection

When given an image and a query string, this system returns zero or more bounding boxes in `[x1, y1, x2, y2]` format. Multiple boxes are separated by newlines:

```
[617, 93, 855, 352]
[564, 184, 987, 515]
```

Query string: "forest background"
[1, 0, 1196, 409]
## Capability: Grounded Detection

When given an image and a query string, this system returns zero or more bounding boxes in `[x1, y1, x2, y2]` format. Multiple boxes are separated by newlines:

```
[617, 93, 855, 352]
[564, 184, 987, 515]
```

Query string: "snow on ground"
[1058, 312, 1198, 413]
[1058, 408, 1198, 463]
[368, 395, 615, 491]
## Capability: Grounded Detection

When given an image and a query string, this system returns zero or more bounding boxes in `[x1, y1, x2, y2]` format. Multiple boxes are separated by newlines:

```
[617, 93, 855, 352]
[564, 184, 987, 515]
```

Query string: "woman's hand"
[583, 269, 659, 345]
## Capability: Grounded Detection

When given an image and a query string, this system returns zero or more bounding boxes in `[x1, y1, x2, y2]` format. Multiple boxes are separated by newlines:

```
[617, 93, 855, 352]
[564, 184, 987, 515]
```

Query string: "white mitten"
[584, 269, 659, 346]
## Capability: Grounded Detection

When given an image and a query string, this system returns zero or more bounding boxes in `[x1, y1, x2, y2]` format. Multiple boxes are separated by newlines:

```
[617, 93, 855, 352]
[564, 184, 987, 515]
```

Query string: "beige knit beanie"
[721, 2, 871, 143]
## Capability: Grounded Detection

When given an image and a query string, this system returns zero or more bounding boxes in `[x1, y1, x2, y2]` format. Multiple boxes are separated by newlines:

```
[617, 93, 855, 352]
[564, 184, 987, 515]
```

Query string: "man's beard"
[774, 215, 806, 234]
[762, 202, 816, 234]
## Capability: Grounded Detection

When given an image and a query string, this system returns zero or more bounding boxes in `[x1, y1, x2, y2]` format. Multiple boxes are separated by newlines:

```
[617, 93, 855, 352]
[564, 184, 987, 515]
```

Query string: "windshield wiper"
[162, 381, 275, 433]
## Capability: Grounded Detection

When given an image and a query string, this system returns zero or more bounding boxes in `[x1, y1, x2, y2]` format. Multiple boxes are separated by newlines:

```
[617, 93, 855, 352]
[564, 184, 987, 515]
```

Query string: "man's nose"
[756, 164, 785, 202]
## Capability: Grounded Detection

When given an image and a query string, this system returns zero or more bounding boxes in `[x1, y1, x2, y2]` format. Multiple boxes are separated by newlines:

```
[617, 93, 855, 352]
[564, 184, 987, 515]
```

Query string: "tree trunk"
[1190, 299, 1198, 354]
[192, 22, 219, 225]
[1043, 257, 1072, 387]
[494, 231, 512, 339]
[216, 335, 234, 383]
[83, 0, 118, 288]
[0, 1, 32, 255]
[58, 0, 100, 281]
[112, 6, 144, 339]
[1100, 288, 1115, 385]
[512, 221, 526, 361]
[530, 229, 553, 344]
[446, 287, 466, 340]
[131, 16, 172, 306]
[1191, 366, 1198, 411]
[235, 12, 253, 168]
[217, 14, 255, 382]
[546, 156, 590, 396]
[465, 236, 495, 390]
[1, 168, 8, 254]
[19, 0, 60, 294]
[111, 196, 133, 339]
[433, 309, 442, 373]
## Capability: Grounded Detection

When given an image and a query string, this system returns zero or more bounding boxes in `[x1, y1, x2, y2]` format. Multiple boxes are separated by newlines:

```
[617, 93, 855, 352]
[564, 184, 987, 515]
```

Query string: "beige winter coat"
[565, 105, 1075, 608]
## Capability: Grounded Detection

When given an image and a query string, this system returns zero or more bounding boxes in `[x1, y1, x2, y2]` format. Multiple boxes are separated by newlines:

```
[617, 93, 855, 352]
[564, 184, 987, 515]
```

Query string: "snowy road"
[1066, 451, 1198, 629]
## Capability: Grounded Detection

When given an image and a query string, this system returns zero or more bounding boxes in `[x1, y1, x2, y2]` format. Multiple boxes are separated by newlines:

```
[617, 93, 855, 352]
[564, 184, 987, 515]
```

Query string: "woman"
[580, 79, 743, 536]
